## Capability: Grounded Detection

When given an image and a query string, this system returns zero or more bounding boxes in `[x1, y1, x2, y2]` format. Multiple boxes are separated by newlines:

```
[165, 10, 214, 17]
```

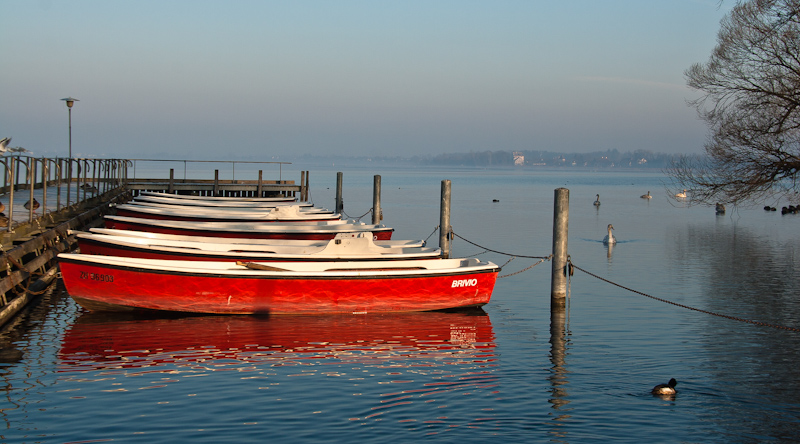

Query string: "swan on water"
[641, 191, 652, 199]
[651, 378, 678, 396]
[602, 224, 616, 245]
[593, 194, 601, 206]
[675, 189, 687, 199]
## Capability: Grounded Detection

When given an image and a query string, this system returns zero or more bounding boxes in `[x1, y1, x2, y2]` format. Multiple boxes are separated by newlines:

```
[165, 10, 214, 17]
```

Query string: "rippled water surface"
[1, 167, 799, 443]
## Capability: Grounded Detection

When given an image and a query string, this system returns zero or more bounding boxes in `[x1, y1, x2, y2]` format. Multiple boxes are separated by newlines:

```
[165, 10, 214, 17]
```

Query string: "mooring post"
[168, 168, 175, 194]
[304, 170, 310, 201]
[439, 179, 451, 259]
[372, 175, 382, 225]
[257, 170, 263, 197]
[335, 172, 344, 215]
[213, 169, 220, 196]
[551, 188, 570, 310]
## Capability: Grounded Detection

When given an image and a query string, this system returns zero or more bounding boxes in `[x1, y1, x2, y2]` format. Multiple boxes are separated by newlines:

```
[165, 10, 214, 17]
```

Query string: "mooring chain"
[446, 230, 552, 278]
[424, 225, 439, 244]
[342, 207, 372, 222]
[569, 261, 800, 332]
[498, 256, 550, 278]
[451, 231, 551, 259]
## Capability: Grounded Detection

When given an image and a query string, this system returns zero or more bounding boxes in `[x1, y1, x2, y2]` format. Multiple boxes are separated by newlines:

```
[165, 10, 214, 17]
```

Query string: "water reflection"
[548, 308, 571, 442]
[59, 310, 496, 373]
[670, 223, 800, 439]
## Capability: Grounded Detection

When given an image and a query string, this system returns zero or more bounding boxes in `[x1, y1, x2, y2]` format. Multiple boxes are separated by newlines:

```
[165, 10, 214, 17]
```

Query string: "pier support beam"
[372, 175, 381, 225]
[335, 172, 343, 215]
[550, 188, 569, 310]
[439, 179, 451, 259]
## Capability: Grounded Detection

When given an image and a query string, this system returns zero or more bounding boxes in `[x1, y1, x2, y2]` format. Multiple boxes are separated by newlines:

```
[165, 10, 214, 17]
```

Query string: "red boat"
[104, 215, 395, 240]
[58, 310, 495, 372]
[114, 203, 340, 223]
[138, 191, 298, 203]
[76, 231, 442, 262]
[58, 253, 500, 314]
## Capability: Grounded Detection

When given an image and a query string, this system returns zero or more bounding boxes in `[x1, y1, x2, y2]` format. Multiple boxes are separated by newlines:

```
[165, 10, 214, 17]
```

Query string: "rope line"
[424, 225, 439, 244]
[451, 231, 550, 259]
[498, 256, 550, 278]
[342, 207, 372, 222]
[569, 261, 800, 332]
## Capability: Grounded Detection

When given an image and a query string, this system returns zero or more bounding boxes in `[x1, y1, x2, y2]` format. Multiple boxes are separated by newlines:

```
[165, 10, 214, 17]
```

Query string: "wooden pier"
[0, 157, 304, 327]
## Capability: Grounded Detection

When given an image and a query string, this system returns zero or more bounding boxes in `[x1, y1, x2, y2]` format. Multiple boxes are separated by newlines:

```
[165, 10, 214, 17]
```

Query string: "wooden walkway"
[0, 157, 307, 328]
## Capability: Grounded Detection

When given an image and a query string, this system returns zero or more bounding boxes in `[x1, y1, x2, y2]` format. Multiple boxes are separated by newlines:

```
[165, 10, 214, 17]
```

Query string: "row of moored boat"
[59, 191, 500, 314]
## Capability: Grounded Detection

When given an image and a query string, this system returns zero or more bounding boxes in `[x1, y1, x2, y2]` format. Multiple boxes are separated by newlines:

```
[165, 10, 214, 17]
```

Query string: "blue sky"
[1, 1, 732, 159]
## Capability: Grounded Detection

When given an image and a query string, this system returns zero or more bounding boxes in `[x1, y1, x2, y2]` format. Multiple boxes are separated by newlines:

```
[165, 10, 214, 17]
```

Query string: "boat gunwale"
[58, 253, 499, 278]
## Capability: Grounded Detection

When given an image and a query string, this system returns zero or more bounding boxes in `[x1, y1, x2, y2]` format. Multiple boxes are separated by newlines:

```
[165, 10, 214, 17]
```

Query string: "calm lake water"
[2, 166, 799, 443]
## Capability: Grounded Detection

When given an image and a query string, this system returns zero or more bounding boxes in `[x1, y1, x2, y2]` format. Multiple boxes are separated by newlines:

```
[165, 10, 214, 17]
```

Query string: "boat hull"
[104, 216, 394, 240]
[114, 203, 340, 223]
[76, 233, 440, 262]
[58, 257, 499, 315]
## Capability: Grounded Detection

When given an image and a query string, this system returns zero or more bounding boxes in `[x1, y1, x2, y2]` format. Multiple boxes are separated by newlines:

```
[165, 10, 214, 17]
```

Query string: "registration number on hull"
[79, 271, 114, 283]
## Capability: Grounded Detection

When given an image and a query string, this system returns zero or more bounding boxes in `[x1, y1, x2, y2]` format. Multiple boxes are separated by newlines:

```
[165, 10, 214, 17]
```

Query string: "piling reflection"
[548, 307, 571, 442]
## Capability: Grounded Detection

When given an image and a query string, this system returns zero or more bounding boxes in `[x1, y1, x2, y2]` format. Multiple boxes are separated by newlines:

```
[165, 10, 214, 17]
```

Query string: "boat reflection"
[58, 309, 495, 372]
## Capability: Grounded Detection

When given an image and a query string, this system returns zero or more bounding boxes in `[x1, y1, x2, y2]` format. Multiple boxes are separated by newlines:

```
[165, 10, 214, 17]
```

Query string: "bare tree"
[667, 0, 800, 206]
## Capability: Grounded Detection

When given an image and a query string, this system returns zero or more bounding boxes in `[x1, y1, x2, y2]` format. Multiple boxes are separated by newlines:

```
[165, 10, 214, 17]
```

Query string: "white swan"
[675, 189, 687, 199]
[593, 194, 601, 206]
[640, 191, 652, 199]
[602, 224, 616, 245]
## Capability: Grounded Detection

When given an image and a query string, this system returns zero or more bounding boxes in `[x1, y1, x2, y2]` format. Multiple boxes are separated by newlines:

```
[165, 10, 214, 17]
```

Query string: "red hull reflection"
[58, 310, 495, 372]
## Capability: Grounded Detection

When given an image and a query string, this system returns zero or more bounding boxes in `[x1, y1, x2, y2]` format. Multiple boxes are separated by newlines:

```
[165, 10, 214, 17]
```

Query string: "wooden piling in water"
[372, 175, 381, 225]
[335, 172, 344, 214]
[551, 188, 569, 309]
[439, 179, 451, 259]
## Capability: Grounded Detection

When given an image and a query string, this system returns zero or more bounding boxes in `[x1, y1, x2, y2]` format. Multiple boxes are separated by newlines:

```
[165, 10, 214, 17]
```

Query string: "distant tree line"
[296, 149, 686, 169]
[407, 149, 682, 169]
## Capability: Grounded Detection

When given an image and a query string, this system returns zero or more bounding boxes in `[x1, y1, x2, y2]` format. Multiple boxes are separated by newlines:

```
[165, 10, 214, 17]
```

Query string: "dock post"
[372, 175, 381, 225]
[335, 172, 343, 214]
[304, 171, 310, 201]
[550, 188, 569, 310]
[439, 179, 451, 258]
[214, 170, 220, 196]
[257, 170, 263, 197]
[168, 168, 175, 194]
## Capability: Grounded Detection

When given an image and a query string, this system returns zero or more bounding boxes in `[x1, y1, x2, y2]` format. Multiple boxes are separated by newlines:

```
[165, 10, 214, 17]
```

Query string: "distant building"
[513, 152, 524, 166]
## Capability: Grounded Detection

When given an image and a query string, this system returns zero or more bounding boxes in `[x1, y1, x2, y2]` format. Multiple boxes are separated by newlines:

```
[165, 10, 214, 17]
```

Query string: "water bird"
[24, 198, 40, 211]
[81, 183, 99, 193]
[602, 224, 616, 245]
[640, 191, 652, 199]
[651, 378, 678, 396]
[781, 206, 789, 214]
[0, 137, 30, 154]
[715, 203, 726, 214]
[675, 189, 687, 199]
[764, 206, 772, 211]
[492, 199, 499, 202]
[593, 194, 601, 206]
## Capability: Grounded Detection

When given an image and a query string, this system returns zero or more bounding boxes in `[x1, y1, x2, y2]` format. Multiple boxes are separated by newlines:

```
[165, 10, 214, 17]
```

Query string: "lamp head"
[61, 97, 79, 108]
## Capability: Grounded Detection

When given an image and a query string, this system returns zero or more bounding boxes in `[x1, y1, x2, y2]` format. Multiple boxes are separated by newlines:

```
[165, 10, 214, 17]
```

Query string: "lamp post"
[61, 97, 79, 159]
[61, 97, 78, 207]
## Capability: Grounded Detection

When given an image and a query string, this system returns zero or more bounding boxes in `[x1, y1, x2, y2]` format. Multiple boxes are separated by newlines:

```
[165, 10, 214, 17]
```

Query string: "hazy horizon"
[2, 1, 731, 160]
